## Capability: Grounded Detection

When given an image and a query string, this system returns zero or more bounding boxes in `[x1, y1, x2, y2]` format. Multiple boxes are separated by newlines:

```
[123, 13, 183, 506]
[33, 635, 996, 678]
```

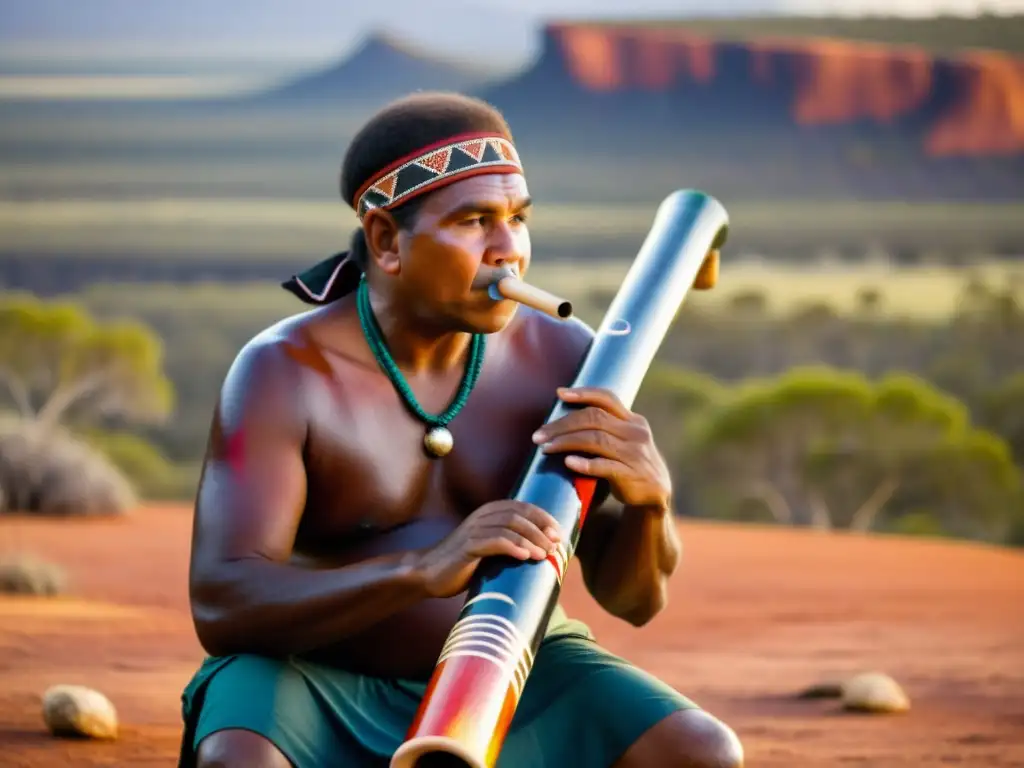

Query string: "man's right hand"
[415, 501, 562, 598]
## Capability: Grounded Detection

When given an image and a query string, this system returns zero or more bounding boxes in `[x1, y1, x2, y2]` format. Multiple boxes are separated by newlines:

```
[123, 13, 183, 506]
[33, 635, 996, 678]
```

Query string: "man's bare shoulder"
[218, 304, 353, 421]
[505, 306, 595, 386]
[226, 312, 310, 381]
[232, 300, 362, 376]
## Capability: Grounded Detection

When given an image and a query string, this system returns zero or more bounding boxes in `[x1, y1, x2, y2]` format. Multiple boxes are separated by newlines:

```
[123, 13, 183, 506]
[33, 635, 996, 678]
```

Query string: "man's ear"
[363, 210, 402, 276]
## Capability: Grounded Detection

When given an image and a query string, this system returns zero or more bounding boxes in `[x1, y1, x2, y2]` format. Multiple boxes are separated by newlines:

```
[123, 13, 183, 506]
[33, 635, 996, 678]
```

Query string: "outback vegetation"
[2, 270, 1020, 545]
[0, 296, 175, 515]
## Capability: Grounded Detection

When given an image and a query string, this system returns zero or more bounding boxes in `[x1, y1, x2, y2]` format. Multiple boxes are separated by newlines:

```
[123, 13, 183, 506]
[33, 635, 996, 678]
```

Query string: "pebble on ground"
[42, 684, 119, 740]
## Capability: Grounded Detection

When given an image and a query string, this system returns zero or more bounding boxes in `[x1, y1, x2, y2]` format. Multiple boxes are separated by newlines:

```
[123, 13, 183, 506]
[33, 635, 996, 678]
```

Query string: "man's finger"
[541, 429, 624, 460]
[564, 454, 631, 479]
[500, 514, 559, 551]
[469, 536, 534, 561]
[510, 502, 562, 540]
[533, 406, 629, 444]
[556, 386, 632, 420]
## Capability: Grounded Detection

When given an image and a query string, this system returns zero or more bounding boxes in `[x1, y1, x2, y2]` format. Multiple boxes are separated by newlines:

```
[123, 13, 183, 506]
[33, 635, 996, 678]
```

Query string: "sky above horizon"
[3, 0, 1022, 52]
[1, 0, 1021, 87]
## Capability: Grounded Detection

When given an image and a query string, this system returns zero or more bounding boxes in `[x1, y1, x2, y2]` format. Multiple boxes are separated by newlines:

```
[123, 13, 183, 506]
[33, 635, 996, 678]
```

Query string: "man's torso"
[270, 300, 590, 677]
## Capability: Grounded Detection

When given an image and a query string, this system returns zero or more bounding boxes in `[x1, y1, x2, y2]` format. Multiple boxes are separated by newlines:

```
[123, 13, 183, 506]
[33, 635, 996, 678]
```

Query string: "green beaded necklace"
[355, 274, 486, 458]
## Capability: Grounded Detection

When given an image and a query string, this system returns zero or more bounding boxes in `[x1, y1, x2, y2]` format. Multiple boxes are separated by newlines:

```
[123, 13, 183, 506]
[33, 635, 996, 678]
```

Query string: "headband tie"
[353, 131, 524, 219]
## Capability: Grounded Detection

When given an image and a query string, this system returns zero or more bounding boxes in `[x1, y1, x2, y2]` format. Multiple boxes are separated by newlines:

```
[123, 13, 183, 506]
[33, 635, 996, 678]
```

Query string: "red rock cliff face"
[548, 24, 1024, 157]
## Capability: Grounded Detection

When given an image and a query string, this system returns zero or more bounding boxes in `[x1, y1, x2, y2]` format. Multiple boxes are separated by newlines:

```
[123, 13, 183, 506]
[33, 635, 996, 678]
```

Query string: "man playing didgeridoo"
[179, 92, 743, 768]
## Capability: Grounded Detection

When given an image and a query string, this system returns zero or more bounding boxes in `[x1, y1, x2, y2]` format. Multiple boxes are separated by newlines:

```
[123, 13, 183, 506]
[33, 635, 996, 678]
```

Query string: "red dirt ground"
[2, 505, 1023, 767]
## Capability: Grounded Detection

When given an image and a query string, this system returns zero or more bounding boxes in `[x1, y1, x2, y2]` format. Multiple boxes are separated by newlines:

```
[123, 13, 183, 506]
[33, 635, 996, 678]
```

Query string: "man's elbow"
[193, 622, 228, 658]
[189, 569, 249, 657]
[596, 577, 669, 627]
[619, 586, 668, 627]
[190, 595, 237, 657]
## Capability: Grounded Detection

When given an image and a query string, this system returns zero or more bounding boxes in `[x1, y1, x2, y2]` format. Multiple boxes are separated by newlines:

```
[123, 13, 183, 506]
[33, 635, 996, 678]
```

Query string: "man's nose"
[484, 222, 523, 268]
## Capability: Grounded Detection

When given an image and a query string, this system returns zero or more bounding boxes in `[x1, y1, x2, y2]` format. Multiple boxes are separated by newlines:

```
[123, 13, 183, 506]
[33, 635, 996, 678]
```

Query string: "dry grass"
[0, 417, 137, 517]
[64, 258, 1024, 324]
[532, 259, 1024, 320]
[0, 553, 67, 596]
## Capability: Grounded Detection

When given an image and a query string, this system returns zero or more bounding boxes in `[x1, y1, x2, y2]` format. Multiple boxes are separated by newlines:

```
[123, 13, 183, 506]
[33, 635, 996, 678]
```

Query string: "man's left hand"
[532, 387, 672, 511]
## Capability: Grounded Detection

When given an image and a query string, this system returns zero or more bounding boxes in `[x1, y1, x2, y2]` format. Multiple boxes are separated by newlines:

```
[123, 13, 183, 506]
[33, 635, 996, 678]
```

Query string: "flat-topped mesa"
[539, 23, 1024, 158]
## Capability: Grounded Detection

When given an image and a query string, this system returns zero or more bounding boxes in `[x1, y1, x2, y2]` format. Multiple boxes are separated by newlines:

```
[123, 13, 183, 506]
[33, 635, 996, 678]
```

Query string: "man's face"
[391, 173, 532, 333]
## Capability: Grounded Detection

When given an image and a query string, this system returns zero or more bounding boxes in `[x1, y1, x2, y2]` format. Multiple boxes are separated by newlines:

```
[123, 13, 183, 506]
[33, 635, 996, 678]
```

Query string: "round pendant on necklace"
[423, 425, 454, 458]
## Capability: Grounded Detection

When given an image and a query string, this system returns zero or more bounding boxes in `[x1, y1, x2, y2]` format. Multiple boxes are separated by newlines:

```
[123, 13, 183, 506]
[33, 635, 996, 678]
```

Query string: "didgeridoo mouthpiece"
[488, 273, 573, 320]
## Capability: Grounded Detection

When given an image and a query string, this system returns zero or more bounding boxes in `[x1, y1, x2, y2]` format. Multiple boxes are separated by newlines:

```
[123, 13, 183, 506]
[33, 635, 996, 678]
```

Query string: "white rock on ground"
[41, 684, 118, 740]
[841, 672, 911, 714]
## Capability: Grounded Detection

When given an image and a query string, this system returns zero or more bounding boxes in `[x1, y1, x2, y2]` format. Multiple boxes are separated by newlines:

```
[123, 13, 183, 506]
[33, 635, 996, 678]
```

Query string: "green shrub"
[887, 511, 949, 539]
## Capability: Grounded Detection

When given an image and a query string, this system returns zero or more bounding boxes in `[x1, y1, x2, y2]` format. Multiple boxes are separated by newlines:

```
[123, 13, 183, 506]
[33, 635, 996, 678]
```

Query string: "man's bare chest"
[297, 357, 555, 543]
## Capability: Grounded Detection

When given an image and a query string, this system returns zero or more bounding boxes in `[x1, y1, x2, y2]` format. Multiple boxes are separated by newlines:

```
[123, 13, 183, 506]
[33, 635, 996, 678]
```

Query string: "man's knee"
[196, 728, 293, 768]
[618, 709, 744, 768]
[667, 710, 743, 768]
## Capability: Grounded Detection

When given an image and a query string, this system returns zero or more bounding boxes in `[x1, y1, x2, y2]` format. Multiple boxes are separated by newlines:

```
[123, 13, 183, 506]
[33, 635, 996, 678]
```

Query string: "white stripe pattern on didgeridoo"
[437, 593, 534, 699]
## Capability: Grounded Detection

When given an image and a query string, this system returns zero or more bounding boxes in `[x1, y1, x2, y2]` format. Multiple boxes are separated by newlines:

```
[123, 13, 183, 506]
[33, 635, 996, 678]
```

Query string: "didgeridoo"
[488, 269, 573, 319]
[390, 189, 729, 768]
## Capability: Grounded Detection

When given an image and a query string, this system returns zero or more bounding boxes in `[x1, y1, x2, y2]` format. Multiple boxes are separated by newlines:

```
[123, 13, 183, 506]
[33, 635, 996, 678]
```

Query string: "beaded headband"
[352, 131, 524, 219]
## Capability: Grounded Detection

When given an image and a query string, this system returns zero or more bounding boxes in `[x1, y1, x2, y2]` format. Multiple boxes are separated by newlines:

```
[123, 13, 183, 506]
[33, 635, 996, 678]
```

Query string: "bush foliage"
[0, 553, 68, 596]
[678, 367, 1022, 540]
[0, 295, 178, 515]
[0, 417, 136, 516]
[1, 274, 1021, 545]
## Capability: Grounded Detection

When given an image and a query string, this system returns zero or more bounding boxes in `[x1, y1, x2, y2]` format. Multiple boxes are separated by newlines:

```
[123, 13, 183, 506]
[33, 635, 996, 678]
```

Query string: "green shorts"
[177, 606, 698, 767]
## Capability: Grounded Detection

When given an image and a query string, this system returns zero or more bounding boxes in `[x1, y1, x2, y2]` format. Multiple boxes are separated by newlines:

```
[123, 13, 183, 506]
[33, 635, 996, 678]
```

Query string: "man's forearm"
[190, 551, 428, 657]
[587, 503, 681, 626]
